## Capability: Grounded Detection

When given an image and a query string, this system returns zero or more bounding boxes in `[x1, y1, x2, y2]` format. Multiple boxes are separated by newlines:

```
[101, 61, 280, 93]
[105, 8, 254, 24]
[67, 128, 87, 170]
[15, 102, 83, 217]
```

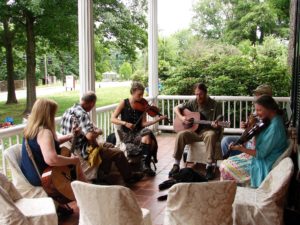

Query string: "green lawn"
[0, 86, 130, 125]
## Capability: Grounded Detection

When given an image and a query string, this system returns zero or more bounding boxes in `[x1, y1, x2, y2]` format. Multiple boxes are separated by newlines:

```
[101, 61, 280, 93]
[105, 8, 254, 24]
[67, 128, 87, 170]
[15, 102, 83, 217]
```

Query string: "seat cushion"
[15, 198, 58, 225]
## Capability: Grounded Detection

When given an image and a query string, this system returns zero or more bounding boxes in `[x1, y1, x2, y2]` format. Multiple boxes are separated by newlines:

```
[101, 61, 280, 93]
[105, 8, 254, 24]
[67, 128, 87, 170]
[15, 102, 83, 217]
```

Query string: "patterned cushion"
[164, 181, 237, 225]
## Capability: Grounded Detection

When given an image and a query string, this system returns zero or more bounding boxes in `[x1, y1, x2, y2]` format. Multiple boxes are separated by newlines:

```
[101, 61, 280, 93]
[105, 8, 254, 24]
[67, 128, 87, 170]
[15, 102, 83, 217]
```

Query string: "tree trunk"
[288, 0, 297, 73]
[24, 10, 36, 114]
[3, 17, 18, 104]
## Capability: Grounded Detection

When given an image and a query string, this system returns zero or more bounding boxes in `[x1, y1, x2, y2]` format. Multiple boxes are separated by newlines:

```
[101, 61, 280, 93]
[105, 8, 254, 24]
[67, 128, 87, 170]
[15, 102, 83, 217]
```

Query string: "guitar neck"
[194, 120, 228, 127]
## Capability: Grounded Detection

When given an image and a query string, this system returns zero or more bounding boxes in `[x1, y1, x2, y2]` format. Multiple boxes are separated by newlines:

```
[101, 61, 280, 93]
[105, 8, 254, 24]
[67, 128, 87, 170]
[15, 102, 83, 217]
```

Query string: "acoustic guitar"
[173, 109, 230, 132]
[41, 115, 79, 204]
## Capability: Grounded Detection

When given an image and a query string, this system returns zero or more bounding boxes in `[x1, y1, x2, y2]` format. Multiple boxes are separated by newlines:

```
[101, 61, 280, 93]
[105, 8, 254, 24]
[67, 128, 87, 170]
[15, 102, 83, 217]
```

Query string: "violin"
[132, 98, 171, 124]
[233, 118, 270, 146]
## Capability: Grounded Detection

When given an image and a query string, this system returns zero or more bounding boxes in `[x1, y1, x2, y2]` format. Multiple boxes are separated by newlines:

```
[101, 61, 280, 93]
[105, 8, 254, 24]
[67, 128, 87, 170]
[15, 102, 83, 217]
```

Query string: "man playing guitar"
[169, 83, 223, 180]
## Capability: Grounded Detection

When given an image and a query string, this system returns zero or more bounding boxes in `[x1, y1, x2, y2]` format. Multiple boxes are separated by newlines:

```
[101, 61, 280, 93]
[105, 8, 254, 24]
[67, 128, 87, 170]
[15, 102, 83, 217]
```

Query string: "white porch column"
[148, 0, 159, 99]
[78, 0, 96, 122]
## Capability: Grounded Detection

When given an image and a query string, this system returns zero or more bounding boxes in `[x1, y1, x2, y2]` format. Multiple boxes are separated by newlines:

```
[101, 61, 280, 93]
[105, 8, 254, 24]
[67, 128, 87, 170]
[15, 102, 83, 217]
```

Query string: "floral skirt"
[219, 153, 252, 185]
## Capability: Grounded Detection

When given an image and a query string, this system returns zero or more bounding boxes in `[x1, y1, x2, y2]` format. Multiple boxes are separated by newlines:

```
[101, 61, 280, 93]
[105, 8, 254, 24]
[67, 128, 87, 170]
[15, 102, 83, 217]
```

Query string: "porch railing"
[0, 95, 290, 175]
[157, 95, 291, 133]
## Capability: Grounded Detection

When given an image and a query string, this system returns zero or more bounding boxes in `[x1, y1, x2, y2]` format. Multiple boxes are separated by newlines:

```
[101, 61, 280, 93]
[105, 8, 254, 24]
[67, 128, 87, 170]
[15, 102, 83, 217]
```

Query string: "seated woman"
[21, 99, 86, 213]
[219, 95, 288, 188]
[111, 82, 167, 176]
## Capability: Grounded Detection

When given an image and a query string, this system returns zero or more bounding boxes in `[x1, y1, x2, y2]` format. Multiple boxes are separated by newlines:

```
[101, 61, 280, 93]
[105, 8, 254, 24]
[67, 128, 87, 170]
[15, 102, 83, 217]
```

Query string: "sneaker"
[205, 166, 215, 180]
[168, 164, 180, 178]
[125, 172, 144, 184]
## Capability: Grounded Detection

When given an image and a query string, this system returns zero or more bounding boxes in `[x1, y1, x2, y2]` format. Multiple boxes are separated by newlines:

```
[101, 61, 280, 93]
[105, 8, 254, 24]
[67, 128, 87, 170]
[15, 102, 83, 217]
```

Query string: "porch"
[0, 95, 294, 225]
[0, 95, 291, 175]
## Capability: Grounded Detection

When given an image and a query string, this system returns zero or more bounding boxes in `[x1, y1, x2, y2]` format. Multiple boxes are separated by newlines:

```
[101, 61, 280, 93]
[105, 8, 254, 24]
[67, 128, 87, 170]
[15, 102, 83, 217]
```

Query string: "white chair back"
[164, 181, 237, 225]
[258, 157, 294, 203]
[271, 140, 293, 169]
[4, 144, 47, 198]
[71, 181, 151, 225]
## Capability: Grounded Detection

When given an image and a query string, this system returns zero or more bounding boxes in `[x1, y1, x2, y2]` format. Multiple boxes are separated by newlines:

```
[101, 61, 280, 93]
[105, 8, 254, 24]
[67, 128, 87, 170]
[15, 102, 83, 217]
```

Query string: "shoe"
[168, 164, 180, 178]
[158, 179, 177, 190]
[141, 157, 156, 177]
[143, 167, 156, 177]
[125, 172, 144, 184]
[157, 194, 168, 201]
[205, 166, 215, 180]
[143, 164, 156, 177]
[57, 204, 74, 218]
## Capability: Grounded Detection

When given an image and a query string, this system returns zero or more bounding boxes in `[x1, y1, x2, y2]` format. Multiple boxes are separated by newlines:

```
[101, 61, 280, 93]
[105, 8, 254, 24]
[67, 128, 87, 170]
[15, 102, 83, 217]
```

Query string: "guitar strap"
[25, 139, 41, 178]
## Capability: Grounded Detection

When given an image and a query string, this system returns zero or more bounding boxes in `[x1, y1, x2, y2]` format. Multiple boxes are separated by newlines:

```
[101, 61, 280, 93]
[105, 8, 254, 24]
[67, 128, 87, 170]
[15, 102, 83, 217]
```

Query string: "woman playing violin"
[219, 95, 288, 188]
[111, 81, 167, 176]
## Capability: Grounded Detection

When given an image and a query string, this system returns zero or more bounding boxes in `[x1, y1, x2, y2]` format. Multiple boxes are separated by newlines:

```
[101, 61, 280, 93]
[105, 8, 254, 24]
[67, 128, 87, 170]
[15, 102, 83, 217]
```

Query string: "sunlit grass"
[0, 86, 130, 125]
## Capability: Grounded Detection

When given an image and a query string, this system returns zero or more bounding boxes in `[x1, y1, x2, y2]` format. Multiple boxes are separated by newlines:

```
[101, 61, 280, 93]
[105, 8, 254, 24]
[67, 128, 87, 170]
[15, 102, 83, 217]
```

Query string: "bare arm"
[37, 129, 79, 166]
[111, 100, 126, 125]
[229, 144, 256, 156]
[141, 113, 166, 128]
[111, 100, 135, 130]
[57, 133, 73, 144]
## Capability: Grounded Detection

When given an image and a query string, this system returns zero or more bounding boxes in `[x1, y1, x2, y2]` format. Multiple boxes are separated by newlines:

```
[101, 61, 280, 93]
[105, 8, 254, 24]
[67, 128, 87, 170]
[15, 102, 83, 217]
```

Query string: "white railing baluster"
[239, 101, 242, 128]
[222, 101, 225, 119]
[162, 98, 165, 126]
[1, 138, 6, 175]
[234, 100, 236, 128]
[246, 102, 248, 119]
[227, 100, 230, 124]
[167, 99, 170, 122]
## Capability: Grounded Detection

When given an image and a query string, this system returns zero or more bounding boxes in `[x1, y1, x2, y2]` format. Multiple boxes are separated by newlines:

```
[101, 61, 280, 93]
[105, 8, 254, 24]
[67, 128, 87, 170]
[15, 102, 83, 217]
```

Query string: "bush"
[163, 36, 291, 97]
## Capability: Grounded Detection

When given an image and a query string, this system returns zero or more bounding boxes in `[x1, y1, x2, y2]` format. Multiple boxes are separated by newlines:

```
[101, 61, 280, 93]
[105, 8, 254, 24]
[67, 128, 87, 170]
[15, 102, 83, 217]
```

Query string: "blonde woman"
[21, 98, 86, 187]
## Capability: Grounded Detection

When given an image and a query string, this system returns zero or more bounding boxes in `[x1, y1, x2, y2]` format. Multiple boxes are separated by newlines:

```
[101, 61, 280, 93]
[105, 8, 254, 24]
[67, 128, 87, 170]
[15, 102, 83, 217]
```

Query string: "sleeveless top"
[120, 98, 144, 133]
[21, 136, 61, 186]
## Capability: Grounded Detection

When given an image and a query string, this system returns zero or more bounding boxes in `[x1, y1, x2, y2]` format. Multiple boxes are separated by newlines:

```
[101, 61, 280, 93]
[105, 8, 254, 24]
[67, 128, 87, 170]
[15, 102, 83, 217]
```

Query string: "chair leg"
[151, 159, 157, 171]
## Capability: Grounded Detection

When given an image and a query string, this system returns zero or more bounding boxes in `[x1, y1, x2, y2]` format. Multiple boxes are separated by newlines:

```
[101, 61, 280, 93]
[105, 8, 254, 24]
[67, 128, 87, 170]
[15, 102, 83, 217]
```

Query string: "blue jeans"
[221, 136, 242, 157]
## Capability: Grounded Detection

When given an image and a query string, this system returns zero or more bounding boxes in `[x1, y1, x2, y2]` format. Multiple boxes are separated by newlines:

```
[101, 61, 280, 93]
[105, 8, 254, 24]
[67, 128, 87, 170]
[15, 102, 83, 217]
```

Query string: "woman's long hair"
[24, 99, 58, 139]
[255, 95, 283, 115]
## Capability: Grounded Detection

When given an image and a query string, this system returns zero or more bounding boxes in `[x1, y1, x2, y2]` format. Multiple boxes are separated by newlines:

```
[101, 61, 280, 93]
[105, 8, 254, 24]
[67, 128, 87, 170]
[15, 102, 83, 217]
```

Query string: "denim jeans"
[221, 136, 242, 157]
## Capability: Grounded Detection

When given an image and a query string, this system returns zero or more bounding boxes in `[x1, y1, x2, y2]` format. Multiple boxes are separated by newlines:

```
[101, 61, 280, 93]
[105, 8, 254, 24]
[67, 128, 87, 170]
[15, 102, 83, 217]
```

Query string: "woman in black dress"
[111, 82, 166, 176]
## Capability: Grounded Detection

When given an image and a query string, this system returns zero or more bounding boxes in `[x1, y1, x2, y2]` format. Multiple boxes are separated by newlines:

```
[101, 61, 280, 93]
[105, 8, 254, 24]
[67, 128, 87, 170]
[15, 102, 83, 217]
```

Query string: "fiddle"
[233, 118, 270, 146]
[132, 98, 171, 124]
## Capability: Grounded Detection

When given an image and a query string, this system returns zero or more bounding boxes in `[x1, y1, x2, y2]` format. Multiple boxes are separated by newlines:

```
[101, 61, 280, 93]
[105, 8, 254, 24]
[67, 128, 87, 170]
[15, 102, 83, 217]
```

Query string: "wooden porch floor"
[60, 133, 216, 225]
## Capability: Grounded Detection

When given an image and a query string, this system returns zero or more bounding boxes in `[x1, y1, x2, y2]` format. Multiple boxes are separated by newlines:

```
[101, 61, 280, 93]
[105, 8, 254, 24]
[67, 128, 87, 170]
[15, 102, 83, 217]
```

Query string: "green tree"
[94, 0, 147, 62]
[0, 1, 18, 104]
[192, 0, 229, 39]
[119, 62, 132, 80]
[192, 0, 290, 44]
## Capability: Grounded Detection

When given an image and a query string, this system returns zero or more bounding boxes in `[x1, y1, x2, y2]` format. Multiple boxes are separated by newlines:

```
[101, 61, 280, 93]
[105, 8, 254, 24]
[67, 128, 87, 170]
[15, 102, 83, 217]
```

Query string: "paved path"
[0, 81, 131, 102]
